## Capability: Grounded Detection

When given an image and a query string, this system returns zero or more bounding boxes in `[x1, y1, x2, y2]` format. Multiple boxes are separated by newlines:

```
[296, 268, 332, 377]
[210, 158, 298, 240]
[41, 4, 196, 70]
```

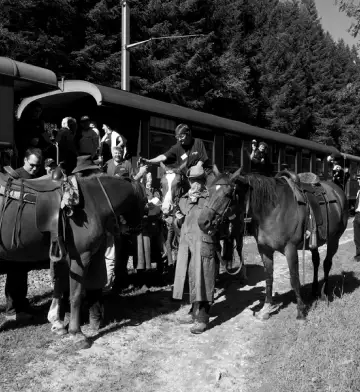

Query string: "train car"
[17, 79, 350, 191]
[0, 56, 59, 167]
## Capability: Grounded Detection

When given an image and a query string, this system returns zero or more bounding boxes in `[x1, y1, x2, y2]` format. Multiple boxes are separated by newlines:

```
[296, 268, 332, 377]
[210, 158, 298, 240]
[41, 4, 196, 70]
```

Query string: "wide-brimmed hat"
[72, 155, 100, 174]
[187, 165, 205, 180]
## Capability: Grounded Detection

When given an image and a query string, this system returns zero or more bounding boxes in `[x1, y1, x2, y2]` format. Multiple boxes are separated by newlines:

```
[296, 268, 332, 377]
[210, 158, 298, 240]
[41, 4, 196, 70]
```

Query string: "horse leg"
[310, 249, 320, 298]
[321, 239, 339, 300]
[48, 261, 69, 336]
[68, 253, 91, 350]
[285, 244, 306, 320]
[255, 246, 280, 320]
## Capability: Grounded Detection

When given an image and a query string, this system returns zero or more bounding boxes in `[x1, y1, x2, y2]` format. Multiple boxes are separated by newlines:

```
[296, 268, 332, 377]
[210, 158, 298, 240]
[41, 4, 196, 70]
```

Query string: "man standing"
[5, 148, 43, 322]
[353, 175, 360, 262]
[103, 144, 146, 181]
[172, 165, 217, 334]
[143, 123, 210, 173]
[102, 144, 147, 292]
[77, 115, 100, 158]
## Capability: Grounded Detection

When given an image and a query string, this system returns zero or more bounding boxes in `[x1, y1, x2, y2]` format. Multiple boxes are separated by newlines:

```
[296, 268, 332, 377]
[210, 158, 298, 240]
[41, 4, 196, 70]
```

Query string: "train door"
[347, 160, 358, 206]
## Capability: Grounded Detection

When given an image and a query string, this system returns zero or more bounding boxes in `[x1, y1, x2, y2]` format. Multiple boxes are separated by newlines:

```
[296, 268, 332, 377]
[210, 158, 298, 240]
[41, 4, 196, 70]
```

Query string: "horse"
[160, 164, 246, 277]
[198, 169, 348, 320]
[0, 173, 146, 349]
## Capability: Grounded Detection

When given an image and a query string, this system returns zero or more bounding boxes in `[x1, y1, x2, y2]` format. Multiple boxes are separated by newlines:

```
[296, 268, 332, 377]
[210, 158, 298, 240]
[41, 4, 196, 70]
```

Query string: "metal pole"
[121, 1, 130, 91]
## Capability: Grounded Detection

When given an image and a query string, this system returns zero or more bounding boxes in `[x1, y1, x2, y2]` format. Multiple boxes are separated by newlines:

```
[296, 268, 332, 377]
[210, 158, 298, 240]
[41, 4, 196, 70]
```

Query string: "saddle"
[0, 166, 68, 262]
[282, 172, 337, 249]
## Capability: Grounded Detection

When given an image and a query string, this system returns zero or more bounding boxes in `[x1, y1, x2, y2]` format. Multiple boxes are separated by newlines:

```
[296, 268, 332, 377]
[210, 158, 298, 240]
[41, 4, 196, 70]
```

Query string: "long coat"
[172, 192, 217, 303]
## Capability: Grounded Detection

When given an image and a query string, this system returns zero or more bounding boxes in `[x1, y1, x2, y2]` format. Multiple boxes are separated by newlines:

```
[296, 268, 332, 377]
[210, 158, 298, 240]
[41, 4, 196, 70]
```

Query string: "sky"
[315, 0, 358, 47]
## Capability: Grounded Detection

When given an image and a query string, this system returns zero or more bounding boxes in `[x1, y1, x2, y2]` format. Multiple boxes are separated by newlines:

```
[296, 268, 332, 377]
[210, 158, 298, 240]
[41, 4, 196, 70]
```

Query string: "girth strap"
[12, 180, 25, 248]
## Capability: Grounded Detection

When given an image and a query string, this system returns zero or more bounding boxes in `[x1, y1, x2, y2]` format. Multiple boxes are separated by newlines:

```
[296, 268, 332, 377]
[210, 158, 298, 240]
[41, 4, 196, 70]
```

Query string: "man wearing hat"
[172, 165, 217, 334]
[354, 175, 360, 262]
[142, 123, 210, 174]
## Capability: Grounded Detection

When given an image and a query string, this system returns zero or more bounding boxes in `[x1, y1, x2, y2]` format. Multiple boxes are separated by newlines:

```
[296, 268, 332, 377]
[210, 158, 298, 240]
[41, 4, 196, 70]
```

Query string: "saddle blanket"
[282, 176, 337, 242]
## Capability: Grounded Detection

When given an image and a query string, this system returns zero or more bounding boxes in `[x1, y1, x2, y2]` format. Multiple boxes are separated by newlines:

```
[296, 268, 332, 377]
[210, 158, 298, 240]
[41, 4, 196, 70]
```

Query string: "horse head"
[198, 167, 248, 235]
[160, 163, 189, 216]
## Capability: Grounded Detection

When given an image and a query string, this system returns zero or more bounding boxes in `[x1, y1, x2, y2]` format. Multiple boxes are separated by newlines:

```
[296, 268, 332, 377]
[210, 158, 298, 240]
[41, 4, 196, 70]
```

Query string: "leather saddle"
[0, 166, 66, 262]
[281, 172, 337, 249]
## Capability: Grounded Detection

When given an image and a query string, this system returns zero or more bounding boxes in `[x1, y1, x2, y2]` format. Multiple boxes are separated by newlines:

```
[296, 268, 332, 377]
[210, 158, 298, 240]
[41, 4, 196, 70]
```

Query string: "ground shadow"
[208, 270, 360, 330]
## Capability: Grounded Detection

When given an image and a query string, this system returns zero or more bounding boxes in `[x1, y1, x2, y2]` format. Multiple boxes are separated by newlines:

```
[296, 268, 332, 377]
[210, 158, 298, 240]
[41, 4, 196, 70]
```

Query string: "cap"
[44, 158, 56, 167]
[252, 139, 257, 144]
[80, 115, 90, 122]
[175, 123, 191, 136]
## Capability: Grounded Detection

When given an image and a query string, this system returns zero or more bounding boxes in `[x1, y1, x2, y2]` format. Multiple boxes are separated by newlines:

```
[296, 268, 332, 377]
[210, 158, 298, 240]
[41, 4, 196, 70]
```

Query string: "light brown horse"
[0, 174, 146, 349]
[198, 170, 348, 320]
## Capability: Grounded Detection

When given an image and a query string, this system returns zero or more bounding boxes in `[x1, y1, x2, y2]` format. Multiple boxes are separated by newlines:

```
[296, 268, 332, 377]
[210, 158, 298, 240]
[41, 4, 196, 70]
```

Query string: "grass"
[248, 285, 360, 392]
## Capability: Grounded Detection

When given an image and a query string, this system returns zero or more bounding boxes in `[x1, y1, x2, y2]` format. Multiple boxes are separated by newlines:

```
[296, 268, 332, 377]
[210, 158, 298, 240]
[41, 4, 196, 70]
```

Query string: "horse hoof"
[74, 338, 91, 350]
[296, 315, 306, 321]
[52, 327, 68, 336]
[255, 312, 270, 321]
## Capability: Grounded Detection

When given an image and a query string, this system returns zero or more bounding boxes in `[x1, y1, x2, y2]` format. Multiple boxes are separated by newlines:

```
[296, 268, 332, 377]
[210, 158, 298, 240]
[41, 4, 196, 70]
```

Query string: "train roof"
[17, 79, 341, 156]
[0, 57, 58, 97]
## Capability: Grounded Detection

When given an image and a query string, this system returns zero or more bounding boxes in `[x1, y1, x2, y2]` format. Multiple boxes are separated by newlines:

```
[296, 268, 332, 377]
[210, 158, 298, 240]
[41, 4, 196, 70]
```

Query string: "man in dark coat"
[172, 165, 217, 334]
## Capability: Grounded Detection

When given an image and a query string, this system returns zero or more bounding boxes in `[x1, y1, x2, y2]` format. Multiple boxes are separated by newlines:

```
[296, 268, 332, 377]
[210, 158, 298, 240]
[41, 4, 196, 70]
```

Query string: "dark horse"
[0, 174, 146, 349]
[198, 170, 348, 320]
[160, 165, 246, 275]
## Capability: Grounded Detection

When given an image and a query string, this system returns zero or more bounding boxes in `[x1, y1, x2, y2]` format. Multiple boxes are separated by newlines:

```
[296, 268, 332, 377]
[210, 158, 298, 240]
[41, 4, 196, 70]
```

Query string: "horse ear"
[230, 167, 243, 181]
[213, 164, 220, 177]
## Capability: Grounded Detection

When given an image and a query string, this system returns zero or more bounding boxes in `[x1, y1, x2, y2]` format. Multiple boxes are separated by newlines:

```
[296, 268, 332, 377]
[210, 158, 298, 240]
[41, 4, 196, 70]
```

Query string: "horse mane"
[243, 173, 278, 214]
[211, 172, 278, 215]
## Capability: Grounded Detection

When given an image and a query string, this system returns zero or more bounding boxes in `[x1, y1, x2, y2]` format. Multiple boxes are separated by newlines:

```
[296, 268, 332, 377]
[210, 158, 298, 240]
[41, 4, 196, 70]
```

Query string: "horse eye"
[216, 185, 221, 190]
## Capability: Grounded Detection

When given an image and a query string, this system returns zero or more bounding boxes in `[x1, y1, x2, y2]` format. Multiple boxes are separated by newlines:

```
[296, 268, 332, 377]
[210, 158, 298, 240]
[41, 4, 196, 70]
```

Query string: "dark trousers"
[5, 268, 29, 315]
[354, 213, 360, 256]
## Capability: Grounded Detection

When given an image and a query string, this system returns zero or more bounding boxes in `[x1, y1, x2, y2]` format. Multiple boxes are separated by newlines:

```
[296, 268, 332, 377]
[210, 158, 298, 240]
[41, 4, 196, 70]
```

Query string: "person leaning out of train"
[332, 161, 350, 191]
[142, 123, 210, 175]
[250, 141, 272, 176]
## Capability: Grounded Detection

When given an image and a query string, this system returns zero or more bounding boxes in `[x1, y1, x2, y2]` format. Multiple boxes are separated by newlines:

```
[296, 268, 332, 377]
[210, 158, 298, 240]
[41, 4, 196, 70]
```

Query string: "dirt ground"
[0, 220, 359, 392]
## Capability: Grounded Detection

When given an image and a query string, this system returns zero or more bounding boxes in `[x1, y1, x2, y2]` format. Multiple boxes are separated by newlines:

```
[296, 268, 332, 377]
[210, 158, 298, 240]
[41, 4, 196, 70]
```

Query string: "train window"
[149, 130, 174, 161]
[192, 125, 214, 162]
[315, 157, 324, 177]
[285, 147, 296, 172]
[202, 139, 214, 163]
[224, 134, 242, 172]
[302, 149, 311, 173]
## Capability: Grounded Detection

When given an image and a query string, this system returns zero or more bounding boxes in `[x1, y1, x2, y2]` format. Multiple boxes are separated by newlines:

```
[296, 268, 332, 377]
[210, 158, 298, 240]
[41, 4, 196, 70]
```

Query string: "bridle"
[204, 182, 238, 230]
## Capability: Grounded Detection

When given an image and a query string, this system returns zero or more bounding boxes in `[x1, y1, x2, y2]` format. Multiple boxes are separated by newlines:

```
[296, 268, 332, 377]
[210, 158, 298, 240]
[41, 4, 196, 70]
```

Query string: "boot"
[190, 302, 210, 334]
[178, 305, 194, 324]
